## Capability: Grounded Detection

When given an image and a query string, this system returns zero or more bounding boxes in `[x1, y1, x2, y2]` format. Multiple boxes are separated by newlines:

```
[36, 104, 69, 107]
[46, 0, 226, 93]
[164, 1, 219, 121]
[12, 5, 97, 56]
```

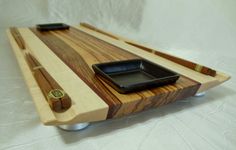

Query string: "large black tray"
[92, 59, 180, 94]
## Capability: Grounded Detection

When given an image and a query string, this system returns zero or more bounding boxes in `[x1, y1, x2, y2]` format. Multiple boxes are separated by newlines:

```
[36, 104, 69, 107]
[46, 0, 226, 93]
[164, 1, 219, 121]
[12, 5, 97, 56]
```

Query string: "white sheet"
[0, 0, 236, 149]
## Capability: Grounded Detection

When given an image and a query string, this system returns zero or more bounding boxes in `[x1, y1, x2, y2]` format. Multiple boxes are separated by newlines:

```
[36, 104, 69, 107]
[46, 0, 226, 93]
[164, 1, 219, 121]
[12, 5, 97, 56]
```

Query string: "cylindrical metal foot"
[58, 122, 90, 131]
[194, 92, 206, 97]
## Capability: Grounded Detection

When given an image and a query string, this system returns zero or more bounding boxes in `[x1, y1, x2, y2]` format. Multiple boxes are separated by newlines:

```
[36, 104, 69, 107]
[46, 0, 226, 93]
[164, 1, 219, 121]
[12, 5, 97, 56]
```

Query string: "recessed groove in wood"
[25, 53, 72, 112]
[10, 27, 25, 49]
[126, 42, 217, 77]
[80, 22, 119, 40]
[6, 30, 57, 124]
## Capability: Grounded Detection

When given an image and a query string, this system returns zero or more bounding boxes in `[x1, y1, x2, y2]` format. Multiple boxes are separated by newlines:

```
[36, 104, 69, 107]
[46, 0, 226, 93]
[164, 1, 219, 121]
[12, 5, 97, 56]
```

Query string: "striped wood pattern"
[7, 25, 230, 125]
[15, 28, 109, 125]
[30, 27, 200, 118]
[80, 23, 216, 76]
[77, 25, 230, 93]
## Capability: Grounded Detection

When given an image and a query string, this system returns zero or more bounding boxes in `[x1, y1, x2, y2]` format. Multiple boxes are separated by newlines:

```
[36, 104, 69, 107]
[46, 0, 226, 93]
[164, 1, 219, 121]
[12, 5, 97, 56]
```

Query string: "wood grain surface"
[30, 27, 200, 118]
[7, 25, 230, 125]
[77, 25, 230, 93]
[125, 42, 217, 76]
[15, 28, 109, 125]
[80, 23, 216, 76]
[25, 53, 72, 112]
[10, 27, 25, 49]
[7, 29, 57, 124]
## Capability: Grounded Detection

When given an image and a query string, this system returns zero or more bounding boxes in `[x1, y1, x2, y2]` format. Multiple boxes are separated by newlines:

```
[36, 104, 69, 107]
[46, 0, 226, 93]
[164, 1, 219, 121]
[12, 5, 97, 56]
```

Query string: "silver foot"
[194, 92, 206, 97]
[58, 122, 90, 131]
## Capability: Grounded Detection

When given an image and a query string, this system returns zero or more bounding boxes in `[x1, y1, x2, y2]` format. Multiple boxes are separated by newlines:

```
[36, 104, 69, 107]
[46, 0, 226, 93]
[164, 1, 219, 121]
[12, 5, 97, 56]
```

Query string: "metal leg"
[58, 122, 90, 131]
[194, 92, 206, 97]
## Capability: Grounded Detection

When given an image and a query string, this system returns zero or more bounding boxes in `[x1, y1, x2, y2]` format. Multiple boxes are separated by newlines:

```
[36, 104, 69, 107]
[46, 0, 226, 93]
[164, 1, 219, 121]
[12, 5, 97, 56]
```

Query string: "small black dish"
[36, 23, 70, 31]
[92, 59, 180, 94]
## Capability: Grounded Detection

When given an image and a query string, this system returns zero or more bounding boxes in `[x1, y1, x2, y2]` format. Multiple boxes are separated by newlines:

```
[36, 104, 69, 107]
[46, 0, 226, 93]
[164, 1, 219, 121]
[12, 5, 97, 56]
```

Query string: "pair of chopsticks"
[80, 23, 216, 77]
[10, 27, 71, 112]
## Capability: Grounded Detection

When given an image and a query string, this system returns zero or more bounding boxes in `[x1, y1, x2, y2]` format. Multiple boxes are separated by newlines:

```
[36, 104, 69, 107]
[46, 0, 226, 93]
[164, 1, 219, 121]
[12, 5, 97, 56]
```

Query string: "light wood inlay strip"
[6, 30, 56, 124]
[80, 23, 217, 76]
[75, 25, 229, 93]
[7, 25, 230, 125]
[25, 53, 72, 112]
[30, 28, 123, 118]
[17, 28, 109, 124]
[125, 42, 216, 76]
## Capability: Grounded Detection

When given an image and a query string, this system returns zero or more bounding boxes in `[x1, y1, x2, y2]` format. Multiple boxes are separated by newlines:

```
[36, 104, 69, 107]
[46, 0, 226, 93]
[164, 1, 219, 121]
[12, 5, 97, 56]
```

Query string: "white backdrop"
[0, 0, 236, 150]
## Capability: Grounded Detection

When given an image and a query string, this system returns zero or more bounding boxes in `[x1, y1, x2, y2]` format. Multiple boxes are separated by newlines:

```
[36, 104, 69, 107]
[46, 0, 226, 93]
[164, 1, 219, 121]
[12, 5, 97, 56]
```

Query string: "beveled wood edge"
[197, 71, 230, 93]
[76, 25, 230, 93]
[7, 29, 109, 125]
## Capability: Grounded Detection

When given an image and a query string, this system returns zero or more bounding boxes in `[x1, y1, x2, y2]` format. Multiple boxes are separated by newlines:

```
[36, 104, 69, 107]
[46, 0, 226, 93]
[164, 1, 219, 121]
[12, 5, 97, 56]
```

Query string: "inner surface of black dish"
[109, 70, 155, 86]
[92, 59, 179, 93]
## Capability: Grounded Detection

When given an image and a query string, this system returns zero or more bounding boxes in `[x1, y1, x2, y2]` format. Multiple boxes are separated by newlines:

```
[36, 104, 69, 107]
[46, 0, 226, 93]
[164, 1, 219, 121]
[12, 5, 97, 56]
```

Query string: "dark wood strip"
[53, 28, 168, 118]
[30, 27, 200, 119]
[53, 27, 201, 117]
[10, 27, 25, 49]
[69, 27, 139, 61]
[69, 26, 204, 94]
[30, 28, 122, 118]
[54, 30, 122, 62]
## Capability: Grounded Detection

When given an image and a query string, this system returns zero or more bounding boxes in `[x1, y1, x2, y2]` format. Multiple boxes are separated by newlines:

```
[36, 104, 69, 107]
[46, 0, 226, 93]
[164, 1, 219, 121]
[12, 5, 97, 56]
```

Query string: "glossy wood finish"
[8, 28, 109, 125]
[77, 24, 230, 93]
[7, 30, 57, 124]
[25, 53, 72, 112]
[31, 27, 200, 118]
[80, 23, 216, 76]
[6, 25, 230, 125]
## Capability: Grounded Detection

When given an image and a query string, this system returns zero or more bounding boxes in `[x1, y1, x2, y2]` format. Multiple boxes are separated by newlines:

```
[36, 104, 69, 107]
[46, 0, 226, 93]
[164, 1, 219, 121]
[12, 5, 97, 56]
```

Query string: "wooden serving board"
[6, 23, 230, 125]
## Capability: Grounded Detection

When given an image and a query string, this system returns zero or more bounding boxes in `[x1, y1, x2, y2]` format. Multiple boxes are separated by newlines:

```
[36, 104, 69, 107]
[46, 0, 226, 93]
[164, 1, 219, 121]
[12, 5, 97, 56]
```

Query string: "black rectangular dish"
[92, 59, 180, 93]
[36, 23, 70, 31]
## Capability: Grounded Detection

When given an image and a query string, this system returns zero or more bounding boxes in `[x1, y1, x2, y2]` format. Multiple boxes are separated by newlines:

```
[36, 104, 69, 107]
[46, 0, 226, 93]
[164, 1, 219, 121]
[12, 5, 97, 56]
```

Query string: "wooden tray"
[6, 23, 230, 125]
